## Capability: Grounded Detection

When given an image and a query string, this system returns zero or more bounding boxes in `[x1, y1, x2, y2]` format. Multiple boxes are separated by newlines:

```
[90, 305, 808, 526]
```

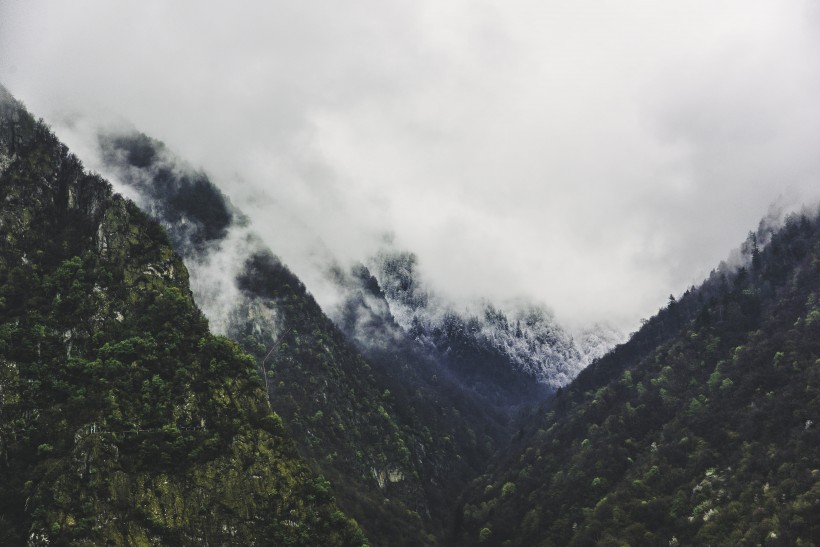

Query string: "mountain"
[88, 119, 624, 545]
[12, 81, 815, 547]
[0, 86, 365, 545]
[351, 249, 622, 392]
[455, 212, 820, 545]
[329, 258, 548, 418]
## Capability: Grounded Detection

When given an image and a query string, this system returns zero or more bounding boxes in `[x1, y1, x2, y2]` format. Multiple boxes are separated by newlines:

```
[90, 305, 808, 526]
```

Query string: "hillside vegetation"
[456, 214, 820, 545]
[0, 86, 365, 546]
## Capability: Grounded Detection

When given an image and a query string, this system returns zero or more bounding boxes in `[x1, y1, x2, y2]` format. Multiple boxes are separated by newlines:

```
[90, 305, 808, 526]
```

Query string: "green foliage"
[0, 89, 365, 546]
[456, 211, 820, 545]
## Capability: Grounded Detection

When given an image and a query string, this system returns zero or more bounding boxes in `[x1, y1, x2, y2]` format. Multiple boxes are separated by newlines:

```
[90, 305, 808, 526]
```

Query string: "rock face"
[0, 86, 365, 546]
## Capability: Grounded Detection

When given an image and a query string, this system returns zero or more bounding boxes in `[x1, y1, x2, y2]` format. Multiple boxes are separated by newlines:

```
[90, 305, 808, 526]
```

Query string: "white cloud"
[2, 0, 819, 331]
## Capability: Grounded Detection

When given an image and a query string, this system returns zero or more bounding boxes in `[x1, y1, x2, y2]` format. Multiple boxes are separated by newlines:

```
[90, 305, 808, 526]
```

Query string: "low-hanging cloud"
[2, 0, 820, 331]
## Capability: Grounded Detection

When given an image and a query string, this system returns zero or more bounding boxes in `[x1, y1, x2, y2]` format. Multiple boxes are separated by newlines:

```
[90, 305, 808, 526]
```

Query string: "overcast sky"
[2, 0, 820, 331]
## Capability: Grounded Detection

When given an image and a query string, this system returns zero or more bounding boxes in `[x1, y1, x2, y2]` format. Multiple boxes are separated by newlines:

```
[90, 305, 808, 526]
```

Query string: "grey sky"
[2, 0, 819, 331]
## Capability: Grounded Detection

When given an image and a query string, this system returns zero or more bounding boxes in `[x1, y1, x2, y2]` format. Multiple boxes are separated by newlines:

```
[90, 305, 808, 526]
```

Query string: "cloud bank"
[2, 0, 820, 330]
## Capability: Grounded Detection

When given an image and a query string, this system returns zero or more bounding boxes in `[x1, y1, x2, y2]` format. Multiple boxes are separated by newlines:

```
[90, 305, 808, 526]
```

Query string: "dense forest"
[455, 214, 820, 545]
[0, 85, 365, 545]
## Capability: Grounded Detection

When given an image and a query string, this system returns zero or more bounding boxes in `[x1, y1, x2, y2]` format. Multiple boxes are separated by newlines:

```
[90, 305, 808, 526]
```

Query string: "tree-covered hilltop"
[0, 86, 366, 545]
[455, 213, 820, 546]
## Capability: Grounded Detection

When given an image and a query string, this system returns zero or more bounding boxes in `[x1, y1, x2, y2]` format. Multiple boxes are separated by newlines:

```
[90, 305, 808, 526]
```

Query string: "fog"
[2, 0, 820, 331]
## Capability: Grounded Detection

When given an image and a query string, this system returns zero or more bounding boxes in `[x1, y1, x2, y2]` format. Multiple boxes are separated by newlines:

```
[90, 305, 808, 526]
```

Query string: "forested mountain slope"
[0, 86, 365, 545]
[456, 213, 820, 545]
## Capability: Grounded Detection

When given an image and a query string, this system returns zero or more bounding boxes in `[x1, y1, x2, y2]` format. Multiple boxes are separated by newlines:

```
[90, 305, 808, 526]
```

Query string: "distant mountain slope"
[0, 86, 364, 545]
[372, 249, 623, 386]
[335, 249, 622, 404]
[455, 212, 820, 545]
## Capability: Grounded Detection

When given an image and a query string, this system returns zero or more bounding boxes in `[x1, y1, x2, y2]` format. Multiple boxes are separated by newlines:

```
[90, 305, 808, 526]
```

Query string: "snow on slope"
[365, 249, 625, 388]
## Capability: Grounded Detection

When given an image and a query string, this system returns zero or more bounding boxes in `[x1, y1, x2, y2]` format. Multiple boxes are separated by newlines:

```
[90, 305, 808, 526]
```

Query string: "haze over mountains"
[4, 1, 820, 333]
[91, 126, 619, 389]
